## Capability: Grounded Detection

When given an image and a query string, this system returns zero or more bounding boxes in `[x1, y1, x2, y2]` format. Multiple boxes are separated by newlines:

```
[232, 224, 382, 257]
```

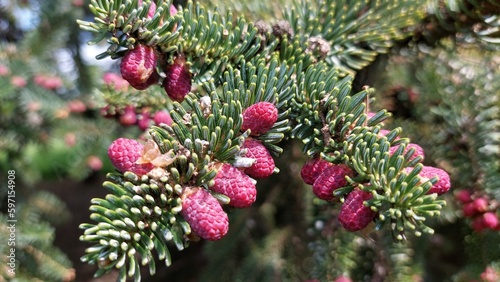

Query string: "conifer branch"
[417, 46, 500, 197]
[427, 0, 500, 46]
[80, 171, 191, 281]
[77, 0, 452, 279]
[0, 193, 74, 281]
[285, 0, 426, 74]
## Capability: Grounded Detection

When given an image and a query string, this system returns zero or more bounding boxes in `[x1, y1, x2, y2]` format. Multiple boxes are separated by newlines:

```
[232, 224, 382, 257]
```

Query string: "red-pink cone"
[242, 139, 275, 179]
[211, 163, 257, 208]
[180, 187, 229, 241]
[338, 189, 377, 232]
[120, 44, 159, 90]
[312, 164, 355, 201]
[241, 102, 278, 136]
[107, 138, 154, 175]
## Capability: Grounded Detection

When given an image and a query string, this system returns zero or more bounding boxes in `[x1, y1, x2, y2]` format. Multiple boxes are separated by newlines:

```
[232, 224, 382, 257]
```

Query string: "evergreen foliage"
[426, 0, 500, 46]
[1, 0, 499, 281]
[75, 0, 465, 280]
[0, 191, 74, 281]
[284, 0, 426, 74]
[372, 25, 500, 282]
[0, 1, 114, 280]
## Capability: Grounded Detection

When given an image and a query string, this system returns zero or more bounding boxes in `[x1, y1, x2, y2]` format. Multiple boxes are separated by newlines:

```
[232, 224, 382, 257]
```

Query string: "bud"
[162, 56, 192, 102]
[180, 187, 229, 241]
[120, 44, 159, 90]
[119, 105, 137, 126]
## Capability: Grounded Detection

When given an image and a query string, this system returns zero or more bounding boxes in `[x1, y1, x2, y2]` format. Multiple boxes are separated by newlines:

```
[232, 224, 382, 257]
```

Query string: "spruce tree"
[75, 0, 500, 281]
[1, 0, 499, 281]
[1, 0, 112, 280]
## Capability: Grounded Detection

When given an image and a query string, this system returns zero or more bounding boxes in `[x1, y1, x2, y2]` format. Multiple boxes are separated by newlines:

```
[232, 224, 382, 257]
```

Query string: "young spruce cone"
[338, 189, 377, 232]
[162, 56, 192, 102]
[120, 44, 159, 90]
[180, 187, 229, 241]
[242, 138, 275, 179]
[404, 165, 451, 195]
[107, 138, 154, 175]
[241, 101, 278, 136]
[211, 163, 257, 208]
[312, 164, 355, 201]
[300, 157, 333, 185]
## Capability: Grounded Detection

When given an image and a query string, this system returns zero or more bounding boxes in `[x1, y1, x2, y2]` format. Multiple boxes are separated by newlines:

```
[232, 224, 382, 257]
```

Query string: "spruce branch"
[416, 45, 500, 197]
[426, 0, 500, 47]
[285, 0, 426, 74]
[0, 193, 74, 282]
[155, 93, 248, 166]
[203, 0, 289, 22]
[77, 0, 182, 58]
[80, 171, 191, 281]
[78, 0, 453, 279]
[288, 63, 445, 241]
[348, 134, 445, 241]
[290, 62, 384, 157]
[179, 1, 263, 79]
[199, 57, 295, 154]
[78, 0, 266, 82]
